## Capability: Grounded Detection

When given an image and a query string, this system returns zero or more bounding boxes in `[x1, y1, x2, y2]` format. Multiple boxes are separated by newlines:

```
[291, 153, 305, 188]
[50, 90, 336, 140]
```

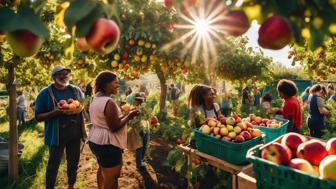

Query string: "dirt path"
[59, 135, 187, 189]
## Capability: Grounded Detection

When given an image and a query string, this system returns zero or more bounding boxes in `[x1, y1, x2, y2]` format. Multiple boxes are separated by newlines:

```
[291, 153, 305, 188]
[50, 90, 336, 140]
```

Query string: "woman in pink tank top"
[88, 71, 139, 189]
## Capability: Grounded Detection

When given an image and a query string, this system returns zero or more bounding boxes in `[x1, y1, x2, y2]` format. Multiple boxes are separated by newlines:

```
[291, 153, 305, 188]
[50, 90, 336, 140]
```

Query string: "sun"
[162, 0, 231, 69]
[195, 19, 209, 36]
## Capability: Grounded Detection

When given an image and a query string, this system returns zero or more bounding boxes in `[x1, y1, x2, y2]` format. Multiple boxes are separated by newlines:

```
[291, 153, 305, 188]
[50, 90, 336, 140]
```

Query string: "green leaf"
[64, 0, 97, 30]
[0, 6, 49, 38]
[0, 8, 16, 32]
[75, 3, 104, 37]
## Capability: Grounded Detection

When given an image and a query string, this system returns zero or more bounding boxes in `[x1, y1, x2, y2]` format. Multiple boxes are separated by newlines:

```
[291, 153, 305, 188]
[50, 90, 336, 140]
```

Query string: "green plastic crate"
[255, 118, 289, 143]
[246, 137, 336, 189]
[194, 129, 264, 165]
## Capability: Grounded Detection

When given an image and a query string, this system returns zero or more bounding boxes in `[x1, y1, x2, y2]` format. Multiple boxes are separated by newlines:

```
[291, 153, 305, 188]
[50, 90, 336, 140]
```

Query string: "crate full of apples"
[194, 115, 265, 165]
[246, 133, 336, 189]
[58, 98, 83, 115]
[245, 113, 289, 143]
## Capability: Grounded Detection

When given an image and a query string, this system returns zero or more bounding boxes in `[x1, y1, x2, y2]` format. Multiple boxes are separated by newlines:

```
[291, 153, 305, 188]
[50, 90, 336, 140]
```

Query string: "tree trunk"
[8, 63, 18, 181]
[154, 64, 167, 114]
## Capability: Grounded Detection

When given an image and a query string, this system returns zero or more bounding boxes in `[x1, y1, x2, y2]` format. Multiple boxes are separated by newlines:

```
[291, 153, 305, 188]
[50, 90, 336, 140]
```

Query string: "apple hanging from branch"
[6, 29, 43, 57]
[86, 18, 120, 54]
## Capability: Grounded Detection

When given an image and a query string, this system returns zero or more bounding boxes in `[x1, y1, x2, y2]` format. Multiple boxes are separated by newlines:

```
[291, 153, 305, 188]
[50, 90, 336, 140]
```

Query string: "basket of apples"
[58, 98, 83, 115]
[194, 114, 265, 165]
[246, 133, 336, 189]
[245, 114, 289, 143]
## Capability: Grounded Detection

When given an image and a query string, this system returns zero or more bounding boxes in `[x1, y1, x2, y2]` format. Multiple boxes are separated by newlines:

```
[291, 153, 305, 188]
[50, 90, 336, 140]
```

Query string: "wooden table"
[177, 145, 255, 189]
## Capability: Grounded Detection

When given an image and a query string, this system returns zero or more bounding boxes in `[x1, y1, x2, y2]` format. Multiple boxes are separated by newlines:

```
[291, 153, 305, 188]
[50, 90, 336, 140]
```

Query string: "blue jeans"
[135, 133, 149, 167]
[17, 107, 25, 125]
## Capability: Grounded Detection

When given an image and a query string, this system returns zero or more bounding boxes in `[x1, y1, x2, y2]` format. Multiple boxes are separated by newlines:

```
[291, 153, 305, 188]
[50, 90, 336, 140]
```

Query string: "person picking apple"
[35, 65, 86, 189]
[276, 79, 302, 133]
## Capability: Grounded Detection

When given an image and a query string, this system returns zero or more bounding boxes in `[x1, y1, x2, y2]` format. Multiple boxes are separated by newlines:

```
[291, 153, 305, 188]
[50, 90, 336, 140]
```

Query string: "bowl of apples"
[57, 98, 84, 115]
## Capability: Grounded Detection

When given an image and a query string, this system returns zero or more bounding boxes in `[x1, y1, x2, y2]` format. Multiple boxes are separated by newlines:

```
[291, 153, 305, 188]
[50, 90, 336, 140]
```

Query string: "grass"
[0, 119, 87, 189]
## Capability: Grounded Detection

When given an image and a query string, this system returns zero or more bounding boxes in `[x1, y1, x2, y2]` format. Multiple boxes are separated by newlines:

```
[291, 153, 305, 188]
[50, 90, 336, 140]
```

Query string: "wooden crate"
[237, 166, 256, 189]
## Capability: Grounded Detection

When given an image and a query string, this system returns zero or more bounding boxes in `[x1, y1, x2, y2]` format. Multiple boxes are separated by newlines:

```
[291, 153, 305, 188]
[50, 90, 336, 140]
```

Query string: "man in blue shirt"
[35, 65, 85, 189]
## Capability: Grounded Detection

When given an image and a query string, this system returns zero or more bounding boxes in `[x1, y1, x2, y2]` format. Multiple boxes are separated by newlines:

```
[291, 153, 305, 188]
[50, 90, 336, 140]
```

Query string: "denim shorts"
[88, 141, 123, 168]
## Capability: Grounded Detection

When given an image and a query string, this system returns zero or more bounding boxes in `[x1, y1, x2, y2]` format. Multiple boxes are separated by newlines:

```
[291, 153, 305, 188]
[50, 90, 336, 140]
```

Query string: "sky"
[243, 20, 294, 67]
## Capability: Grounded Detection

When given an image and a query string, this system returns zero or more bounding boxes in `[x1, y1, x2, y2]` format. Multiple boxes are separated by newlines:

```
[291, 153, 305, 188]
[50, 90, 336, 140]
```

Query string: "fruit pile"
[261, 133, 336, 181]
[244, 113, 283, 128]
[199, 115, 263, 143]
[58, 98, 81, 110]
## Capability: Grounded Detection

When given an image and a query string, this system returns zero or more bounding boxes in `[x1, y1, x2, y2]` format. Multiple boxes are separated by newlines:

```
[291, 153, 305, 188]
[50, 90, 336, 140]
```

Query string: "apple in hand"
[288, 158, 314, 175]
[86, 18, 120, 54]
[261, 142, 292, 165]
[281, 132, 307, 154]
[258, 16, 292, 50]
[6, 29, 43, 57]
[326, 138, 336, 155]
[319, 155, 336, 181]
[297, 140, 328, 166]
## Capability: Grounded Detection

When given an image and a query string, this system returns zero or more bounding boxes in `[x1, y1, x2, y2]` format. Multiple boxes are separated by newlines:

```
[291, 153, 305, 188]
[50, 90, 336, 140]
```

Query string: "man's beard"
[56, 78, 69, 87]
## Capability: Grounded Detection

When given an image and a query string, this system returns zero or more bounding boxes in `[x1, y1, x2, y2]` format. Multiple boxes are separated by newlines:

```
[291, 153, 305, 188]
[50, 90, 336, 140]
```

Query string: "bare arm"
[105, 100, 139, 132]
[318, 107, 330, 115]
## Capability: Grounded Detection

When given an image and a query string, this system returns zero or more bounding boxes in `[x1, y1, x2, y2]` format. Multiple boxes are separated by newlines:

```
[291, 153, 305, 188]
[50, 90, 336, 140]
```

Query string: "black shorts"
[88, 141, 123, 168]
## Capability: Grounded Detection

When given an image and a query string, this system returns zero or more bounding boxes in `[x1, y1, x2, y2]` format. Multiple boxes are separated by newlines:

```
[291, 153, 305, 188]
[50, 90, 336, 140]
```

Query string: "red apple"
[6, 29, 43, 57]
[231, 114, 240, 122]
[234, 135, 245, 143]
[241, 131, 252, 140]
[67, 98, 74, 104]
[261, 142, 292, 165]
[176, 138, 183, 145]
[297, 140, 328, 166]
[251, 121, 258, 126]
[219, 117, 227, 125]
[86, 18, 120, 54]
[61, 103, 69, 109]
[281, 132, 307, 154]
[58, 100, 66, 106]
[288, 158, 314, 174]
[121, 51, 128, 59]
[258, 16, 292, 50]
[262, 119, 269, 124]
[76, 38, 90, 52]
[326, 138, 336, 155]
[164, 0, 174, 8]
[219, 10, 250, 36]
[319, 155, 336, 181]
[215, 134, 221, 138]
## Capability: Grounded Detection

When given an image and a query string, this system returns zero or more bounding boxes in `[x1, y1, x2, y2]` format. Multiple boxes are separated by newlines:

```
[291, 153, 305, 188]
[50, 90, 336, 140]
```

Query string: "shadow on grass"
[0, 121, 42, 140]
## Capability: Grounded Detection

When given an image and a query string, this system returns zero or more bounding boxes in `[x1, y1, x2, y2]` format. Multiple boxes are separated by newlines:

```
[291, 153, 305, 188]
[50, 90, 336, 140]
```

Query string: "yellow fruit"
[138, 40, 145, 46]
[118, 64, 123, 69]
[134, 55, 140, 62]
[136, 48, 143, 56]
[111, 60, 118, 67]
[152, 44, 156, 49]
[145, 42, 151, 48]
[312, 17, 323, 29]
[141, 55, 148, 63]
[114, 54, 120, 60]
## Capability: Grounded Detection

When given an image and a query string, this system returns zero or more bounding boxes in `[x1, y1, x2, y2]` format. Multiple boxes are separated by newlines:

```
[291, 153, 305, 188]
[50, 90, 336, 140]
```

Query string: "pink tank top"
[88, 96, 127, 149]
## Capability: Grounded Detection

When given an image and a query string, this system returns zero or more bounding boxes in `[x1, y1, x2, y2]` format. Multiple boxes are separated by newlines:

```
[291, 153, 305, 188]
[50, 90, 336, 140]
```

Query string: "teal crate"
[255, 118, 289, 143]
[194, 129, 264, 165]
[246, 136, 336, 189]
